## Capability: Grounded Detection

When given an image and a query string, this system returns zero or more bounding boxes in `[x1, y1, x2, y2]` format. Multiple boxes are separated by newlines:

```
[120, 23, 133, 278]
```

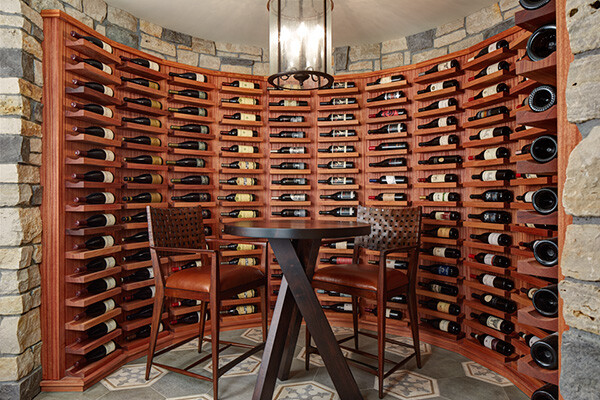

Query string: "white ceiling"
[105, 0, 498, 47]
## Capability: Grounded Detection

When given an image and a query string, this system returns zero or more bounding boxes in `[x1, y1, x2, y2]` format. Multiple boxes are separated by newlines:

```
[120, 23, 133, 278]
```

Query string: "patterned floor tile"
[165, 395, 212, 400]
[240, 327, 264, 343]
[386, 337, 432, 358]
[273, 381, 339, 400]
[202, 354, 261, 377]
[296, 346, 353, 368]
[171, 338, 209, 352]
[462, 361, 512, 387]
[380, 370, 440, 400]
[101, 364, 167, 391]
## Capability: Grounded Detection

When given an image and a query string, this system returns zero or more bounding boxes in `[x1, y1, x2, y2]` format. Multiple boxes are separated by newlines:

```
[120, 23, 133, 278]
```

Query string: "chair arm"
[380, 245, 419, 258]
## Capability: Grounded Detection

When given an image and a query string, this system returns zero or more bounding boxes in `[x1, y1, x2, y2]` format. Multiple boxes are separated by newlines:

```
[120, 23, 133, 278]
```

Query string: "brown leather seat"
[166, 266, 265, 293]
[312, 264, 408, 292]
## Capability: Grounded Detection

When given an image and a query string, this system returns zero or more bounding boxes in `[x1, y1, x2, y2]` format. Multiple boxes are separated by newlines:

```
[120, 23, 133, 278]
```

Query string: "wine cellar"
[40, 2, 566, 397]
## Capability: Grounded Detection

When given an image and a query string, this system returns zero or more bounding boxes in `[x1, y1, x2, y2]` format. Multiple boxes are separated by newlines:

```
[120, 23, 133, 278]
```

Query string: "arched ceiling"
[104, 0, 499, 47]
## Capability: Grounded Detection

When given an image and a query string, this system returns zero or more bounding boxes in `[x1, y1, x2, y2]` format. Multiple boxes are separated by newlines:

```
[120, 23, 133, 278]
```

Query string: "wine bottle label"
[236, 177, 253, 185]
[330, 177, 347, 184]
[331, 114, 348, 121]
[483, 254, 495, 265]
[283, 100, 298, 107]
[486, 62, 501, 75]
[149, 286, 156, 297]
[101, 127, 115, 139]
[288, 148, 305, 154]
[101, 236, 115, 248]
[438, 61, 453, 71]
[105, 320, 118, 333]
[101, 63, 113, 75]
[430, 283, 443, 292]
[431, 174, 446, 183]
[195, 74, 206, 82]
[488, 233, 502, 246]
[487, 42, 498, 53]
[379, 76, 393, 84]
[333, 98, 350, 105]
[235, 129, 254, 137]
[147, 60, 160, 71]
[438, 227, 452, 238]
[240, 113, 256, 121]
[238, 97, 255, 105]
[339, 208, 355, 216]
[432, 192, 448, 202]
[236, 305, 256, 314]
[148, 118, 160, 127]
[382, 194, 397, 201]
[102, 150, 115, 161]
[100, 171, 114, 183]
[105, 257, 116, 269]
[481, 171, 497, 181]
[438, 99, 451, 109]
[439, 320, 450, 332]
[483, 294, 494, 303]
[523, 192, 534, 202]
[102, 86, 114, 97]
[382, 176, 394, 184]
[237, 244, 255, 251]
[486, 316, 504, 331]
[149, 192, 162, 203]
[103, 276, 116, 289]
[237, 145, 255, 153]
[103, 192, 115, 204]
[239, 81, 255, 89]
[335, 242, 348, 249]
[237, 161, 256, 169]
[430, 82, 444, 92]
[147, 81, 160, 90]
[331, 146, 348, 153]
[385, 259, 396, 268]
[103, 298, 116, 311]
[99, 41, 113, 53]
[434, 212, 451, 220]
[433, 247, 446, 257]
[238, 210, 256, 219]
[150, 174, 163, 184]
[100, 106, 113, 118]
[483, 148, 499, 160]
[290, 194, 305, 201]
[438, 118, 448, 127]
[528, 336, 541, 347]
[483, 335, 496, 350]
[330, 161, 346, 168]
[384, 309, 393, 318]
[237, 289, 255, 299]
[102, 214, 116, 226]
[482, 85, 498, 98]
[437, 301, 451, 313]
[146, 267, 154, 278]
[144, 100, 160, 109]
[193, 260, 202, 267]
[234, 194, 254, 202]
[479, 128, 494, 139]
[482, 274, 496, 287]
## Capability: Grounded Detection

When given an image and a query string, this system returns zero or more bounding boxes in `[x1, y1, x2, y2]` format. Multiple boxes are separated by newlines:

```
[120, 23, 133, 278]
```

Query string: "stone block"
[0, 28, 24, 49]
[560, 279, 600, 335]
[176, 49, 198, 67]
[30, 0, 63, 12]
[0, 135, 27, 164]
[334, 46, 349, 72]
[29, 99, 42, 123]
[162, 28, 192, 47]
[31, 185, 42, 206]
[483, 18, 515, 40]
[191, 37, 215, 55]
[215, 42, 262, 57]
[0, 164, 39, 184]
[21, 2, 44, 29]
[199, 54, 220, 70]
[407, 29, 435, 52]
[0, 265, 41, 295]
[0, 184, 32, 207]
[563, 126, 600, 216]
[0, 343, 38, 381]
[221, 57, 254, 67]
[107, 5, 137, 32]
[141, 33, 176, 57]
[140, 19, 162, 38]
[411, 47, 448, 65]
[31, 25, 43, 42]
[466, 3, 503, 34]
[22, 33, 42, 61]
[252, 62, 269, 76]
[348, 60, 373, 72]
[381, 52, 404, 69]
[434, 29, 466, 48]
[502, 6, 520, 20]
[0, 287, 41, 315]
[33, 59, 42, 87]
[436, 18, 464, 37]
[29, 138, 41, 153]
[499, 0, 520, 11]
[561, 224, 600, 280]
[62, 0, 82, 11]
[0, 308, 40, 353]
[2, 0, 23, 13]
[0, 118, 41, 138]
[0, 49, 34, 83]
[561, 328, 600, 400]
[28, 153, 41, 166]
[566, 0, 600, 55]
[106, 24, 138, 49]
[567, 53, 600, 123]
[0, 208, 42, 246]
[0, 95, 31, 118]
[0, 366, 41, 400]
[0, 15, 30, 31]
[220, 64, 252, 75]
[84, 0, 107, 22]
[0, 246, 33, 270]
[349, 43, 380, 61]
[64, 5, 93, 28]
[95, 23, 106, 36]
[0, 79, 43, 104]
[448, 33, 484, 53]
[382, 37, 408, 54]
[32, 245, 41, 264]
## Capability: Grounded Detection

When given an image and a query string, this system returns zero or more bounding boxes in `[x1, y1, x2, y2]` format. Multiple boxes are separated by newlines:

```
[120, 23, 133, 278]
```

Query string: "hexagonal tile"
[462, 361, 512, 387]
[203, 354, 261, 377]
[296, 346, 353, 367]
[379, 370, 439, 400]
[386, 337, 432, 358]
[166, 395, 212, 400]
[241, 327, 264, 343]
[273, 380, 339, 400]
[171, 338, 209, 352]
[101, 364, 167, 391]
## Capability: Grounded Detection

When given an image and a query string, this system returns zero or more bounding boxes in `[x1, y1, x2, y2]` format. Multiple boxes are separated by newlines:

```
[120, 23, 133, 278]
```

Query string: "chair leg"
[304, 326, 311, 371]
[210, 298, 220, 399]
[198, 300, 208, 353]
[351, 296, 360, 350]
[377, 302, 386, 399]
[145, 293, 164, 380]
[260, 284, 268, 342]
[408, 293, 422, 368]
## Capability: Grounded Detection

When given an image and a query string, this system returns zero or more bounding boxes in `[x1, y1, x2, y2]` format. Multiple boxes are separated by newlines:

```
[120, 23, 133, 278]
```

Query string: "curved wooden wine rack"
[41, 4, 565, 396]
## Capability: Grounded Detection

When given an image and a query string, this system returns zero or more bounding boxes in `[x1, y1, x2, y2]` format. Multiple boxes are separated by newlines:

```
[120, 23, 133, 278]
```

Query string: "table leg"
[270, 238, 364, 400]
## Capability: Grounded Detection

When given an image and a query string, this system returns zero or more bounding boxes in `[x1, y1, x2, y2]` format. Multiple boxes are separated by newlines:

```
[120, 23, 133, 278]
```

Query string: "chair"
[306, 206, 423, 398]
[144, 206, 269, 400]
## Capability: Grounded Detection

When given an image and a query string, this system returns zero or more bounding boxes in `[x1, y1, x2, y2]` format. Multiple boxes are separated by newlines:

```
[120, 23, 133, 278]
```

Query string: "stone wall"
[333, 0, 521, 74]
[560, 1, 600, 399]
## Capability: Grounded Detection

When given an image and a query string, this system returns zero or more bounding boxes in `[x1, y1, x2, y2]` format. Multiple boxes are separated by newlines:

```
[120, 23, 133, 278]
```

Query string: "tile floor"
[35, 327, 529, 400]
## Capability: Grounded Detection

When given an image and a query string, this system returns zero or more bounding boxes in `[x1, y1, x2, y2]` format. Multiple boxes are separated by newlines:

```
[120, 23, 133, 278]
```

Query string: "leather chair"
[306, 206, 423, 398]
[144, 206, 268, 399]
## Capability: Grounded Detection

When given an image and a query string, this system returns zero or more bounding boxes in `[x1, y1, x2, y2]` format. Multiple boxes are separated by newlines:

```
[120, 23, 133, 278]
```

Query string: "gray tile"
[97, 387, 166, 400]
[437, 376, 510, 400]
[503, 385, 530, 400]
[34, 383, 109, 400]
[149, 371, 211, 399]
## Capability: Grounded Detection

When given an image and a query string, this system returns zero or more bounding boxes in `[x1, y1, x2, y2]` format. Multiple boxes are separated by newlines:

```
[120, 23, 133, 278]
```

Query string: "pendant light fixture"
[268, 0, 334, 90]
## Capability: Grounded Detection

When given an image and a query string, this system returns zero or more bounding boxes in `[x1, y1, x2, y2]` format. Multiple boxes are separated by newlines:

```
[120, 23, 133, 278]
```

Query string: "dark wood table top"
[224, 220, 371, 240]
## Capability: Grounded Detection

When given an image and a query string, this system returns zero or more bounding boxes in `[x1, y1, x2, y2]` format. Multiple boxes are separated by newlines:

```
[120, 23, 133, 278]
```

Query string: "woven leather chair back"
[147, 206, 206, 249]
[355, 206, 422, 251]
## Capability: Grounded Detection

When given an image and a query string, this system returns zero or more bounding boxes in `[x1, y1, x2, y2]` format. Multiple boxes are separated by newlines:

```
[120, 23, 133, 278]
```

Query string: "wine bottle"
[270, 147, 307, 154]
[418, 155, 462, 165]
[417, 116, 458, 130]
[468, 83, 509, 101]
[520, 238, 558, 267]
[271, 177, 307, 185]
[367, 123, 407, 135]
[519, 331, 541, 347]
[170, 175, 210, 185]
[469, 40, 509, 61]
[271, 162, 308, 170]
[471, 169, 515, 181]
[122, 136, 162, 147]
[235, 289, 257, 299]
[221, 257, 259, 266]
[531, 333, 558, 370]
[270, 130, 305, 138]
[221, 161, 259, 170]
[221, 144, 259, 154]
[368, 142, 408, 151]
[165, 158, 206, 168]
[318, 176, 355, 185]
[322, 241, 354, 249]
[125, 305, 154, 321]
[469, 126, 512, 141]
[71, 55, 112, 74]
[318, 161, 355, 169]
[71, 101, 113, 118]
[420, 247, 461, 259]
[74, 256, 116, 274]
[318, 145, 356, 154]
[172, 124, 209, 134]
[221, 210, 259, 219]
[122, 249, 151, 263]
[520, 0, 551, 9]
[422, 227, 459, 239]
[75, 276, 117, 297]
[170, 193, 211, 203]
[77, 320, 118, 342]
[526, 24, 556, 62]
[418, 59, 459, 76]
[516, 187, 558, 214]
[469, 61, 510, 81]
[74, 148, 115, 162]
[171, 260, 202, 272]
[121, 116, 161, 127]
[418, 98, 458, 113]
[75, 213, 116, 228]
[223, 80, 260, 89]
[219, 177, 257, 186]
[73, 235, 115, 251]
[72, 340, 118, 370]
[317, 113, 355, 121]
[471, 332, 515, 356]
[419, 299, 461, 315]
[331, 81, 356, 89]
[123, 97, 161, 109]
[419, 264, 459, 277]
[369, 175, 408, 184]
[269, 115, 304, 122]
[419, 192, 460, 202]
[417, 80, 459, 94]
[469, 189, 514, 203]
[366, 307, 403, 320]
[467, 106, 509, 121]
[423, 210, 461, 221]
[530, 284, 558, 317]
[368, 109, 407, 118]
[531, 384, 558, 400]
[272, 209, 309, 218]
[471, 273, 514, 290]
[73, 299, 116, 321]
[421, 318, 461, 335]
[527, 85, 557, 112]
[72, 79, 114, 97]
[318, 207, 356, 217]
[468, 252, 510, 268]
[169, 71, 206, 81]
[222, 96, 259, 106]
[367, 74, 405, 86]
[223, 112, 261, 122]
[125, 323, 164, 341]
[121, 77, 160, 90]
[368, 193, 407, 201]
[123, 155, 163, 165]
[121, 231, 149, 243]
[271, 193, 308, 202]
[168, 106, 207, 116]
[167, 141, 207, 151]
[217, 193, 256, 203]
[472, 292, 517, 313]
[417, 174, 458, 183]
[319, 97, 357, 105]
[70, 31, 113, 53]
[468, 147, 510, 161]
[367, 91, 404, 103]
[368, 259, 408, 269]
[120, 55, 159, 71]
[368, 158, 406, 168]
[219, 243, 256, 251]
[122, 192, 162, 203]
[515, 135, 557, 163]
[71, 170, 114, 183]
[123, 287, 156, 302]
[320, 191, 357, 201]
[121, 267, 154, 284]
[470, 232, 512, 246]
[471, 312, 514, 334]
[418, 134, 459, 147]
[171, 312, 203, 325]
[168, 89, 207, 99]
[418, 280, 459, 296]
[73, 192, 115, 205]
[72, 126, 115, 139]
